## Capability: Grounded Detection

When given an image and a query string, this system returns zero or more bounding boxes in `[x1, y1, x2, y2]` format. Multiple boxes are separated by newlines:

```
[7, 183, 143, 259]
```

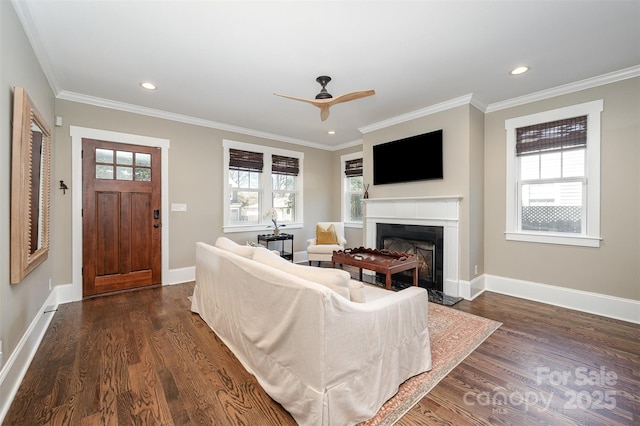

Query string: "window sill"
[505, 231, 601, 248]
[344, 222, 363, 229]
[224, 223, 303, 234]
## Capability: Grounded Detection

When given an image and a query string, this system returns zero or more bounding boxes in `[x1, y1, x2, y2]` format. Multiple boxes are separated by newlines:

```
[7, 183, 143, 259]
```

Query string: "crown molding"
[11, 0, 61, 94]
[56, 90, 335, 150]
[331, 138, 364, 151]
[486, 65, 640, 113]
[359, 93, 480, 134]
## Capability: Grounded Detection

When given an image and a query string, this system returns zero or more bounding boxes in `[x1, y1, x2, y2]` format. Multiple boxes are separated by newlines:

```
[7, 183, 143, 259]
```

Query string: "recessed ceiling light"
[140, 82, 157, 90]
[328, 130, 336, 135]
[510, 66, 530, 76]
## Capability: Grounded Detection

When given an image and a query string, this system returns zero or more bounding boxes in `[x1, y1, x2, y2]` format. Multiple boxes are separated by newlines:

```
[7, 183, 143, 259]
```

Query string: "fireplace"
[376, 223, 444, 291]
[364, 196, 461, 298]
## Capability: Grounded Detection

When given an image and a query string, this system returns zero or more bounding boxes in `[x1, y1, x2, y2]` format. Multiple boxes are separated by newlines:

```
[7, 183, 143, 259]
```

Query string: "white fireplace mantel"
[363, 196, 462, 296]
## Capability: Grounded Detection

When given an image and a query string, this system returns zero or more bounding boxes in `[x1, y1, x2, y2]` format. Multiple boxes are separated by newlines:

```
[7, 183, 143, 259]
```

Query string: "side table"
[257, 233, 294, 262]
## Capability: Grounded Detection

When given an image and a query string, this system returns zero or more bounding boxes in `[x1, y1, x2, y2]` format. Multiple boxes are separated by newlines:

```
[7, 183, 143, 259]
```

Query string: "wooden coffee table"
[332, 247, 419, 290]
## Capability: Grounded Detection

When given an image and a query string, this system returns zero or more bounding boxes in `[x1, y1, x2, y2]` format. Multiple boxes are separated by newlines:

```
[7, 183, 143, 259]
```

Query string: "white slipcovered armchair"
[306, 222, 347, 266]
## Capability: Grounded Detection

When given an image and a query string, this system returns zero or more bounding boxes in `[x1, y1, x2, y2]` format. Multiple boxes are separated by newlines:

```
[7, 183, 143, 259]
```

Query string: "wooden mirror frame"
[10, 87, 52, 284]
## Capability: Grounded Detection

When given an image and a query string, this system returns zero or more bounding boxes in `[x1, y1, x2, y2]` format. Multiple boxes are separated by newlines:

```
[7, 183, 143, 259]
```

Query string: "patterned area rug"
[360, 303, 502, 425]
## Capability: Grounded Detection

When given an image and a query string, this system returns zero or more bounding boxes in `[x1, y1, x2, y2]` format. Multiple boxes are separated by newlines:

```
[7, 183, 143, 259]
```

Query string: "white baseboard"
[0, 288, 60, 423]
[168, 266, 195, 285]
[457, 275, 485, 300]
[478, 274, 640, 324]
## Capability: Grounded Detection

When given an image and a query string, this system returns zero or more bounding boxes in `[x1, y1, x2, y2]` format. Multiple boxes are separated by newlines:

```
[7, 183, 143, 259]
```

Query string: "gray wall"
[0, 1, 56, 371]
[53, 100, 338, 281]
[484, 78, 640, 300]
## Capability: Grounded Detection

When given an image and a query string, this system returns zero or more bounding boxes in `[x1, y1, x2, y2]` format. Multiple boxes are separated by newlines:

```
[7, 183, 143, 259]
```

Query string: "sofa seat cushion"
[307, 243, 343, 254]
[253, 247, 351, 300]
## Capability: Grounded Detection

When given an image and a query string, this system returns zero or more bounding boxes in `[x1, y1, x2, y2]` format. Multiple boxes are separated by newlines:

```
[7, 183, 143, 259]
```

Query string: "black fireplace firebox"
[376, 223, 444, 292]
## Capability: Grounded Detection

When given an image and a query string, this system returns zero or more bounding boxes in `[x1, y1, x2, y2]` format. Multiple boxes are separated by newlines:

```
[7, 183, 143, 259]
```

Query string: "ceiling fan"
[274, 76, 375, 121]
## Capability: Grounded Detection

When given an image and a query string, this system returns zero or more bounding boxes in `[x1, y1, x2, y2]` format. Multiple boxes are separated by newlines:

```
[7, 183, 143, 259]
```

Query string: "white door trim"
[70, 126, 170, 301]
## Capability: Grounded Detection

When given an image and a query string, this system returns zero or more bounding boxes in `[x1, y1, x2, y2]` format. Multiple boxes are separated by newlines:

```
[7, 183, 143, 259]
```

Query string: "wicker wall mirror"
[11, 87, 52, 284]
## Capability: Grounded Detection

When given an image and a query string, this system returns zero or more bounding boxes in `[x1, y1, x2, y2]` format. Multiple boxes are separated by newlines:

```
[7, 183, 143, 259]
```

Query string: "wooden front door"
[82, 139, 161, 297]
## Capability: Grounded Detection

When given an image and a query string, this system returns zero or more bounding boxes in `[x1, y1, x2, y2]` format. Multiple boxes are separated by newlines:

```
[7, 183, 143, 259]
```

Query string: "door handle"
[154, 223, 161, 228]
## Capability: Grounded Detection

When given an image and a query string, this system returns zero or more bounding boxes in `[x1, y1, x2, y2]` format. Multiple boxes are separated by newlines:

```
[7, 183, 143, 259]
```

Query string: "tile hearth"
[359, 272, 463, 306]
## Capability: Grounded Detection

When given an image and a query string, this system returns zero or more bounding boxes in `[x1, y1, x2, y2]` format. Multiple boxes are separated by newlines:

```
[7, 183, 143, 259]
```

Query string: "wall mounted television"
[373, 129, 443, 185]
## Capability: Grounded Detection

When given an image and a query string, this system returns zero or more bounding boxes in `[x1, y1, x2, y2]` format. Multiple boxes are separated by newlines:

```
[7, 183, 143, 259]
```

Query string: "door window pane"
[135, 153, 151, 167]
[116, 150, 133, 165]
[96, 149, 113, 164]
[96, 165, 114, 179]
[135, 168, 151, 181]
[116, 166, 133, 180]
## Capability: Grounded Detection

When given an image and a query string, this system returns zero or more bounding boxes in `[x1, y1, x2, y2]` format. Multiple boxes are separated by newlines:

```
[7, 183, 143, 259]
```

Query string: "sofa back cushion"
[252, 247, 351, 300]
[215, 236, 255, 258]
[348, 280, 366, 303]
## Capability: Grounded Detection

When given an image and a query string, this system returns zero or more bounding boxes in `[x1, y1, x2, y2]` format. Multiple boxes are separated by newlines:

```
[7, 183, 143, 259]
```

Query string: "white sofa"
[191, 238, 432, 426]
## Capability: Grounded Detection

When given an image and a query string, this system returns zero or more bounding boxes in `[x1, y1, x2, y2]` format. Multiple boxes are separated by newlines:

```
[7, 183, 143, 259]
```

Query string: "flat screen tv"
[373, 129, 443, 185]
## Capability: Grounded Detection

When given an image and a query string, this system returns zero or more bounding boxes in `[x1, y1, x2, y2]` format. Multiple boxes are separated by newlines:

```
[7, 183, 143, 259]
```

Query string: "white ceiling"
[14, 0, 640, 149]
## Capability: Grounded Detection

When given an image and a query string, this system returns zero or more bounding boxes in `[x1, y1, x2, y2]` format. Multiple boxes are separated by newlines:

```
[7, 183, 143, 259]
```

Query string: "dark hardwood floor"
[4, 278, 639, 425]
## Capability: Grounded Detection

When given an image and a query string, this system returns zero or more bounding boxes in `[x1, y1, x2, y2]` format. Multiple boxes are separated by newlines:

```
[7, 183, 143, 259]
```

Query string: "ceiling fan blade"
[274, 86, 374, 121]
[319, 106, 330, 121]
[326, 90, 375, 107]
[273, 93, 318, 105]
[275, 92, 334, 119]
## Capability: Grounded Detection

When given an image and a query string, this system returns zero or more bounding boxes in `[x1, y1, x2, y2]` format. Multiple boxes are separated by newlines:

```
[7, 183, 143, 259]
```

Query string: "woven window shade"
[272, 155, 299, 176]
[229, 149, 263, 172]
[344, 158, 363, 177]
[516, 115, 587, 156]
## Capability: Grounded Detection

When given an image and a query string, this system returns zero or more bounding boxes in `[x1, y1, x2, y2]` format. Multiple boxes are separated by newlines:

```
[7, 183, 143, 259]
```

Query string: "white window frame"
[505, 100, 603, 247]
[223, 140, 304, 233]
[341, 151, 364, 229]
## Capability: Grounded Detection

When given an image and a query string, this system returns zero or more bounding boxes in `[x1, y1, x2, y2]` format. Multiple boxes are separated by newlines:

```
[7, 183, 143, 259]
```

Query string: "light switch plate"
[171, 203, 187, 212]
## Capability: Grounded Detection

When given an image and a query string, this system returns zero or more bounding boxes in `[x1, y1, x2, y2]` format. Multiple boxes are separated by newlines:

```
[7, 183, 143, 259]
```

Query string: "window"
[224, 140, 303, 232]
[95, 148, 152, 181]
[271, 155, 299, 223]
[342, 152, 364, 225]
[228, 148, 263, 225]
[505, 100, 603, 247]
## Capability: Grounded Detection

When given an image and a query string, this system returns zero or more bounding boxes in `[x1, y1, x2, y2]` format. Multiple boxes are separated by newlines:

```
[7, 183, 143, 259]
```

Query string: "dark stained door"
[82, 139, 161, 297]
